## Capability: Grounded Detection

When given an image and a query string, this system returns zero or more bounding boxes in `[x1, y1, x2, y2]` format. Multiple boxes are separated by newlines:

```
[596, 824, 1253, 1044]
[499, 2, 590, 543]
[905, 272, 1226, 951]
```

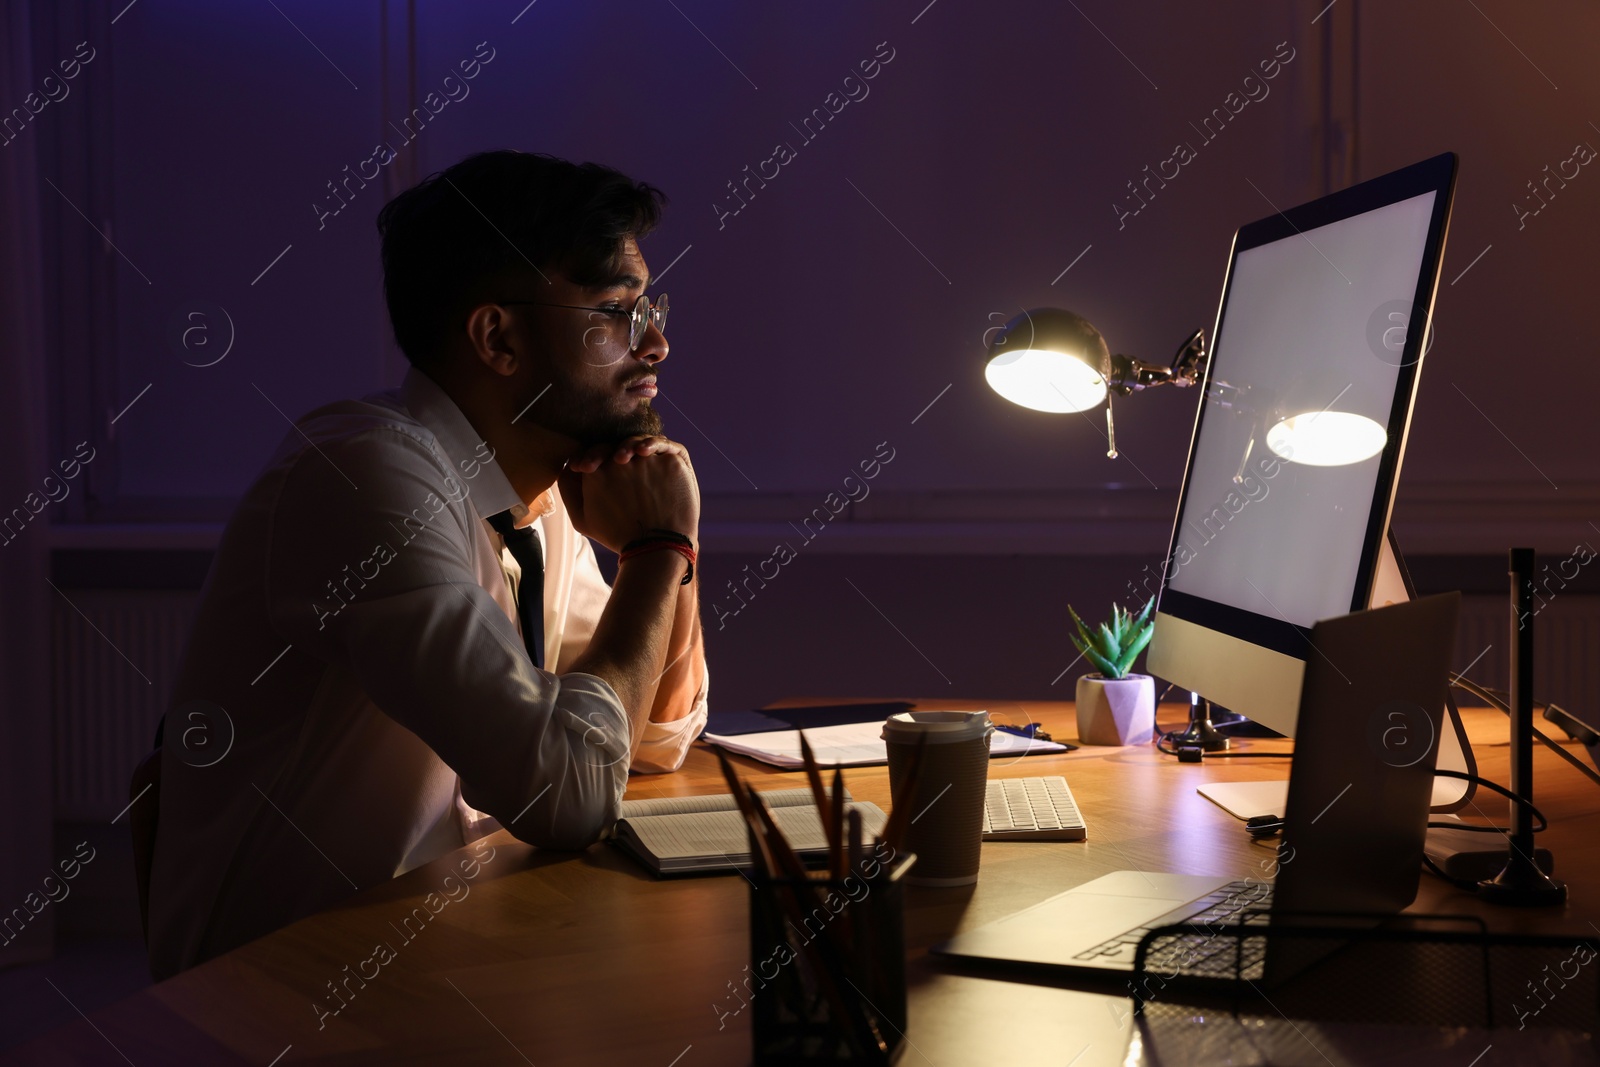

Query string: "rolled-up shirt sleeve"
[266, 426, 628, 851]
[563, 523, 708, 774]
[634, 697, 709, 773]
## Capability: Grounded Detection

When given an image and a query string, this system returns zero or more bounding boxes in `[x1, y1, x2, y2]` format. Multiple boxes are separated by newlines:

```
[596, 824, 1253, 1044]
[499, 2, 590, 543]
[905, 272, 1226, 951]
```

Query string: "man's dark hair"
[376, 150, 666, 367]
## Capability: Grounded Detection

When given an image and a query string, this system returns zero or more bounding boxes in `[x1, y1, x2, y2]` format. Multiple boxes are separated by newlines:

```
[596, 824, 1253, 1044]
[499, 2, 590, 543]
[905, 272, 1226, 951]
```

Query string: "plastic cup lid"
[881, 709, 993, 744]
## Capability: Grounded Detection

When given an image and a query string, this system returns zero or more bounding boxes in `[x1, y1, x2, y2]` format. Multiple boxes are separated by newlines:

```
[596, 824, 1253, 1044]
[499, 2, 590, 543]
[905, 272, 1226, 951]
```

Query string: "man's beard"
[529, 374, 662, 447]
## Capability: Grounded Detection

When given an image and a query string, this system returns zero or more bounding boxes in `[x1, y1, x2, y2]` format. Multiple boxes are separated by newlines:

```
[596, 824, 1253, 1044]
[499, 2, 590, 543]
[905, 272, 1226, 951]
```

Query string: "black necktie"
[487, 509, 545, 669]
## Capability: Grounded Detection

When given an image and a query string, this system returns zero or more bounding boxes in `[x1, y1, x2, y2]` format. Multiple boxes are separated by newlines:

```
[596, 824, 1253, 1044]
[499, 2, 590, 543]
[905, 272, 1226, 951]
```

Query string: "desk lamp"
[982, 309, 1206, 458]
[983, 307, 1390, 748]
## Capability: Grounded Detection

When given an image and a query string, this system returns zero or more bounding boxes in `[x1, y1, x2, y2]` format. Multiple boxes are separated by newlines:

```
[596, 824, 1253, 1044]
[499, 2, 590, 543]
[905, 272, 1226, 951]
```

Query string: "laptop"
[932, 592, 1461, 979]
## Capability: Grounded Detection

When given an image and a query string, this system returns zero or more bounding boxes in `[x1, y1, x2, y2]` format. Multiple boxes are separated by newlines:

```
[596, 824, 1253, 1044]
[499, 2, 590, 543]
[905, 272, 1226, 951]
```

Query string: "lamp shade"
[983, 308, 1111, 413]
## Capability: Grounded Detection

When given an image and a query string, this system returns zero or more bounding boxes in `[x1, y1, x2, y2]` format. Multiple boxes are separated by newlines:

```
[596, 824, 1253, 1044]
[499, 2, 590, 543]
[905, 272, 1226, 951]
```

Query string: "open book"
[610, 788, 887, 876]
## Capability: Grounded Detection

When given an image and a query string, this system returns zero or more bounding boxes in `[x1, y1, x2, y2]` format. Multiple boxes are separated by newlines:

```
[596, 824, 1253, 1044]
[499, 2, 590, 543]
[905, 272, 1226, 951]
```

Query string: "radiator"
[1455, 595, 1600, 721]
[52, 590, 197, 820]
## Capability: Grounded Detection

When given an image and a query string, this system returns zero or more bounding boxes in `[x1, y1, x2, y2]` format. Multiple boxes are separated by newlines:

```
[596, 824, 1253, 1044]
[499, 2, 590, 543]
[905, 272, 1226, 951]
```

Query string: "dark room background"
[3, 0, 1597, 979]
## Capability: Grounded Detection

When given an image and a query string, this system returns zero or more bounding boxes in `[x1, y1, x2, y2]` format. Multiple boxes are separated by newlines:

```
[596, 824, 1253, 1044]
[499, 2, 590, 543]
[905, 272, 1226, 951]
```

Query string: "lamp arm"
[1106, 328, 1208, 396]
[1108, 355, 1175, 394]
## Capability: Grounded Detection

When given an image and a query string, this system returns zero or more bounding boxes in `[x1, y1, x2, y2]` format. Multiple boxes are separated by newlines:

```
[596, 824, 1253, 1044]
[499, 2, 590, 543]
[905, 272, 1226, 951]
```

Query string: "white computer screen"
[1164, 191, 1437, 628]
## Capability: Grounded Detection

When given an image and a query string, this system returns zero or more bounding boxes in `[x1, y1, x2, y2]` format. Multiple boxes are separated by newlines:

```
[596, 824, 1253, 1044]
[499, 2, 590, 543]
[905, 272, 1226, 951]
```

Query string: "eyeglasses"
[497, 292, 669, 352]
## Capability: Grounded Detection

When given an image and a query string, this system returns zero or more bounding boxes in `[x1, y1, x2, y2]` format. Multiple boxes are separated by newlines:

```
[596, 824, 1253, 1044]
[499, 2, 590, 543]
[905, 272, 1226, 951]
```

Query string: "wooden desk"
[12, 701, 1600, 1066]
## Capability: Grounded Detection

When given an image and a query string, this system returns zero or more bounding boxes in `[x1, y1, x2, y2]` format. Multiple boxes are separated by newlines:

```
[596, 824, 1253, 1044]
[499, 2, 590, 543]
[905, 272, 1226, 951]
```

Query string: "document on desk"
[701, 718, 1067, 769]
[610, 788, 888, 875]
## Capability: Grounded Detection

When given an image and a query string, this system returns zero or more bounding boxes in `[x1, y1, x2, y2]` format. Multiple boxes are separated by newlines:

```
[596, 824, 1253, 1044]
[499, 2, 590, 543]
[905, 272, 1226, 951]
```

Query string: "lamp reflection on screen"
[1266, 410, 1388, 466]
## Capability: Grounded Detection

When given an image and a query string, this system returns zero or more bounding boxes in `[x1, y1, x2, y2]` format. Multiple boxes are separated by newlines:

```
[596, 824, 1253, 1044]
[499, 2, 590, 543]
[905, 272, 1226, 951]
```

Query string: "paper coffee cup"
[882, 710, 993, 886]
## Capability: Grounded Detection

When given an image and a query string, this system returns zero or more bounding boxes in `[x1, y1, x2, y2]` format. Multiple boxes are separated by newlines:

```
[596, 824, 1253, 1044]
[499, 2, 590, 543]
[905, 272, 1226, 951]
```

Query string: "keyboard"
[1073, 880, 1274, 976]
[982, 777, 1087, 841]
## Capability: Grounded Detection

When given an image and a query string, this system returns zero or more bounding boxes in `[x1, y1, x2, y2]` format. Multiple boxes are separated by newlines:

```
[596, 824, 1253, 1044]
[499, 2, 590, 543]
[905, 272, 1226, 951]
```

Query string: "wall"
[28, 0, 1600, 719]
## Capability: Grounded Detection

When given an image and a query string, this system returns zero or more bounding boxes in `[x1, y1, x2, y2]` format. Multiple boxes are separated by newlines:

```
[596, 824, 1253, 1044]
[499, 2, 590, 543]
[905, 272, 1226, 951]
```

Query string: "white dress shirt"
[147, 368, 707, 978]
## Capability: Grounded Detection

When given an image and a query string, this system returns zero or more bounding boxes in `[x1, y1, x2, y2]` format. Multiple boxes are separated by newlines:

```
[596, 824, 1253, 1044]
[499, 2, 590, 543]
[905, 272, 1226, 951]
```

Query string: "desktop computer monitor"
[1147, 153, 1457, 746]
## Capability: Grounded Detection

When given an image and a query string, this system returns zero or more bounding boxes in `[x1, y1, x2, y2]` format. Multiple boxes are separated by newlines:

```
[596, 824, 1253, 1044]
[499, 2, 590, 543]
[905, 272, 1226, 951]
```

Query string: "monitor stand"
[1170, 690, 1231, 751]
[1372, 529, 1477, 813]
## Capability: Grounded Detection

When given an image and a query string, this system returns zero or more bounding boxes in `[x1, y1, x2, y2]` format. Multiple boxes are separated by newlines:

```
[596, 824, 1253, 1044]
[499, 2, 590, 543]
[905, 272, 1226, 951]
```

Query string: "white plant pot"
[1075, 673, 1156, 746]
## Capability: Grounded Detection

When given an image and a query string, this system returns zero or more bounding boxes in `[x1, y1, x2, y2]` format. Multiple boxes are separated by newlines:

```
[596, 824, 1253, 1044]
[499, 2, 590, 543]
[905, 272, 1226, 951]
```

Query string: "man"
[146, 151, 706, 978]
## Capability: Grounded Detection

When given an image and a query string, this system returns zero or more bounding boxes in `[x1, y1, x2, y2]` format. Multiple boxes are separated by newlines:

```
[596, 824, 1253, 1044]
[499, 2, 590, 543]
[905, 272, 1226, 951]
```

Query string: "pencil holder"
[747, 852, 916, 1065]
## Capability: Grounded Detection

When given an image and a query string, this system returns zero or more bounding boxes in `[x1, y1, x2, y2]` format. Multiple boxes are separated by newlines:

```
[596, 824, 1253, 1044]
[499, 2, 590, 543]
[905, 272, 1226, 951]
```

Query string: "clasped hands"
[557, 435, 700, 556]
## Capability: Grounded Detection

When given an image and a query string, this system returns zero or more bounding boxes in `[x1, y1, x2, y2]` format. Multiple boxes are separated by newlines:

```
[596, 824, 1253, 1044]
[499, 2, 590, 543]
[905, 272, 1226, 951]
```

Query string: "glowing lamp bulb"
[983, 348, 1108, 413]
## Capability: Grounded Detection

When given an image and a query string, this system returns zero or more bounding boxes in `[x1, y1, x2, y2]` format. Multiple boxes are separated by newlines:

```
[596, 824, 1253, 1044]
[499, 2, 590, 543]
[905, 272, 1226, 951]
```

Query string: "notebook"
[701, 717, 1067, 769]
[609, 788, 888, 876]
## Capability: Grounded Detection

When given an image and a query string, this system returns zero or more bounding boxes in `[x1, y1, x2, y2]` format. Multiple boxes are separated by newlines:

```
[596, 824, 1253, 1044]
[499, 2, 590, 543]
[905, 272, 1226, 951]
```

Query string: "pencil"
[798, 732, 838, 863]
[830, 765, 846, 881]
[848, 808, 863, 878]
[709, 744, 777, 878]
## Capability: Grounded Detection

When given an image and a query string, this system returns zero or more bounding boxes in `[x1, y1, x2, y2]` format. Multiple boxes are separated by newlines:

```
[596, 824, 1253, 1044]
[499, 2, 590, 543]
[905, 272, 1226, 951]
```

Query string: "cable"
[1427, 769, 1547, 833]
[1426, 821, 1514, 834]
[1420, 769, 1550, 892]
[1154, 732, 1290, 759]
[1449, 674, 1600, 789]
[1152, 719, 1290, 759]
[1422, 852, 1481, 891]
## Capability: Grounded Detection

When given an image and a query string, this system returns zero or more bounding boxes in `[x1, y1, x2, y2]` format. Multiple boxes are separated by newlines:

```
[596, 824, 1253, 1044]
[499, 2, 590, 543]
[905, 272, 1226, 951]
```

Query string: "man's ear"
[464, 303, 520, 378]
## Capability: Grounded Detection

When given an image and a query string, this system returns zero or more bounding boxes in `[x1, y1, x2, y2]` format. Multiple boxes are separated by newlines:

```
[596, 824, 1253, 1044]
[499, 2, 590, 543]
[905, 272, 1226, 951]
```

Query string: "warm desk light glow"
[1266, 410, 1387, 466]
[983, 348, 1108, 413]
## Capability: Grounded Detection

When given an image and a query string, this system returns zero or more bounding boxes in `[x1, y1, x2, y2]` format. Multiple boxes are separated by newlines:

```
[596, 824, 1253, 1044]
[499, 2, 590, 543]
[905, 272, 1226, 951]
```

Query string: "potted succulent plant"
[1070, 599, 1156, 746]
